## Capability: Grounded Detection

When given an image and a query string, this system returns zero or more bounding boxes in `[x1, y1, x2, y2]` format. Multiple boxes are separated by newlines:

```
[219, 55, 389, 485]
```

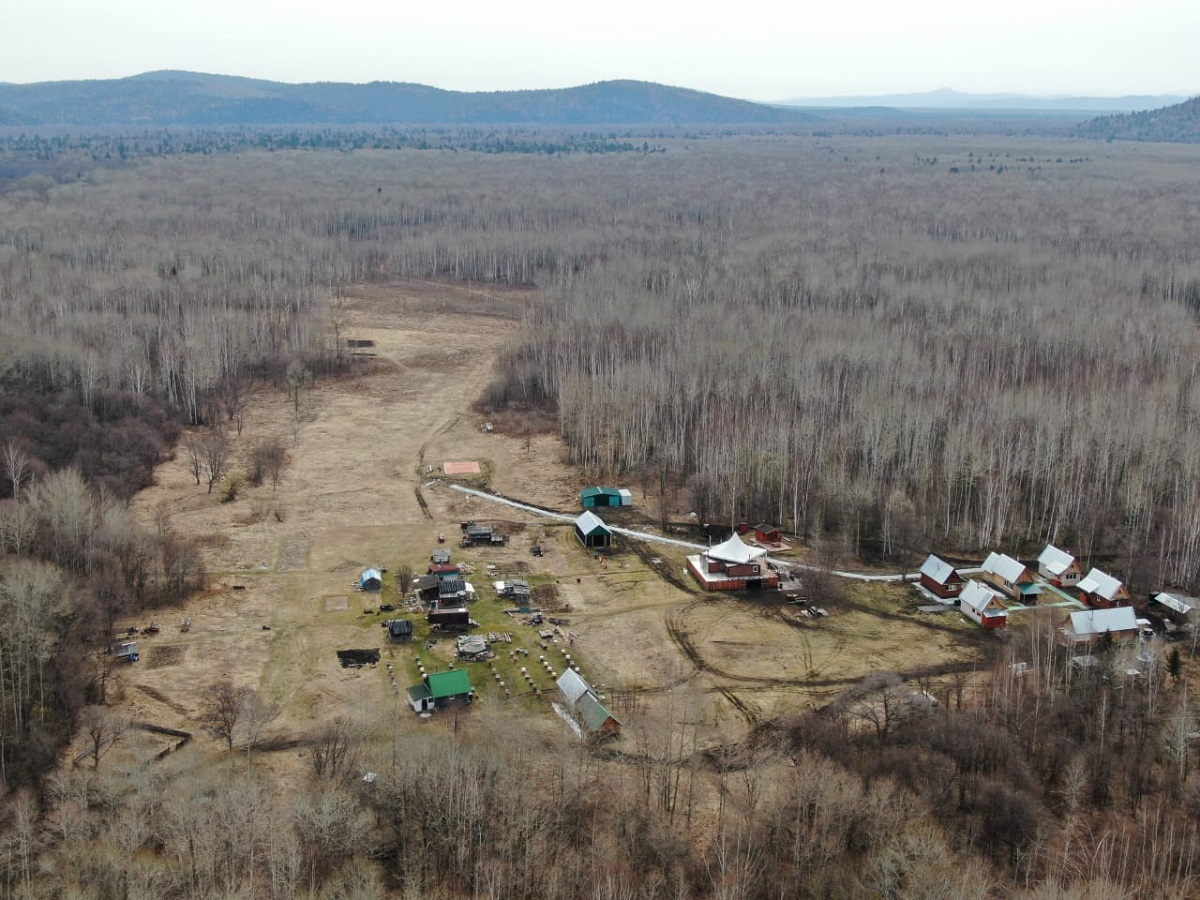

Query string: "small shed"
[581, 486, 623, 509]
[407, 669, 473, 713]
[918, 554, 964, 600]
[754, 524, 782, 545]
[618, 489, 633, 507]
[386, 619, 414, 642]
[359, 568, 383, 591]
[428, 563, 461, 579]
[456, 634, 490, 661]
[1152, 591, 1197, 625]
[431, 549, 451, 565]
[1037, 544, 1082, 587]
[413, 574, 440, 602]
[556, 669, 621, 739]
[1078, 568, 1129, 609]
[960, 580, 1007, 629]
[575, 511, 613, 549]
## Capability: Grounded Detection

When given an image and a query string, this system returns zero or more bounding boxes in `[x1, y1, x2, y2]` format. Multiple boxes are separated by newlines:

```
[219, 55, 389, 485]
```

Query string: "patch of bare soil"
[106, 279, 987, 764]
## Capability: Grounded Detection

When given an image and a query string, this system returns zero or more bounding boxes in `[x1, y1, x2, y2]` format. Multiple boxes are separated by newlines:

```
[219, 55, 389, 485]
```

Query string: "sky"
[5, 0, 1198, 101]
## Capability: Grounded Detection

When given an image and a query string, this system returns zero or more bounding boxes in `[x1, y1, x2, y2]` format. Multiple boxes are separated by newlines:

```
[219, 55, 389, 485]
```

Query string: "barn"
[1037, 544, 1082, 587]
[575, 511, 614, 549]
[556, 669, 621, 739]
[581, 486, 628, 508]
[1078, 568, 1129, 609]
[918, 554, 964, 600]
[959, 580, 1008, 629]
[407, 669, 473, 713]
[686, 533, 779, 591]
[359, 568, 383, 591]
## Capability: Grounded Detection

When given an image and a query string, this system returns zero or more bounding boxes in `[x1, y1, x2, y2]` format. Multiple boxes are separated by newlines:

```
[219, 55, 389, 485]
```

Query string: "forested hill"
[0, 71, 812, 126]
[1075, 95, 1200, 142]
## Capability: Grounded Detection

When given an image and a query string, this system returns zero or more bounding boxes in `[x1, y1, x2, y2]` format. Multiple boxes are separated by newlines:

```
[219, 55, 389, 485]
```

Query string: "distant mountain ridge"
[1074, 95, 1200, 143]
[0, 71, 812, 126]
[782, 87, 1189, 112]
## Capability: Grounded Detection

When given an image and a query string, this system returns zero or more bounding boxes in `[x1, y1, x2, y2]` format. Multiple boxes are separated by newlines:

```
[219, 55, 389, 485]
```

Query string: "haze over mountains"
[781, 87, 1189, 112]
[0, 71, 811, 127]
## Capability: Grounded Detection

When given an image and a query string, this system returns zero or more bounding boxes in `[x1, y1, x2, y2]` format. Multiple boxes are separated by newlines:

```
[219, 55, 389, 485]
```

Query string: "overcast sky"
[5, 0, 1198, 100]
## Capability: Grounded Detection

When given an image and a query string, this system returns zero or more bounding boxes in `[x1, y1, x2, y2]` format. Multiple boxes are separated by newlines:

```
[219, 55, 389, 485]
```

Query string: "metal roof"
[1037, 544, 1076, 576]
[577, 692, 618, 733]
[426, 669, 472, 698]
[1155, 592, 1196, 615]
[556, 668, 591, 707]
[919, 554, 958, 585]
[575, 510, 612, 536]
[982, 552, 1030, 584]
[581, 486, 621, 499]
[1078, 568, 1124, 601]
[1070, 606, 1137, 636]
[960, 580, 1003, 615]
[706, 532, 766, 565]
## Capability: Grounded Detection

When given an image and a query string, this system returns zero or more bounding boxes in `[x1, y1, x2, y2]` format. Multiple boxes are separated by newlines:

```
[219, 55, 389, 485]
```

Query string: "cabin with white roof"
[918, 554, 964, 600]
[1037, 544, 1082, 587]
[1078, 568, 1129, 609]
[960, 580, 1007, 629]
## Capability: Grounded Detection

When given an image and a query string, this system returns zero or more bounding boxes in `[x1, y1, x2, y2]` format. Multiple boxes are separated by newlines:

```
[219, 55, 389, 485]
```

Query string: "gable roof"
[982, 552, 1031, 584]
[1078, 568, 1124, 601]
[1070, 606, 1138, 637]
[556, 668, 592, 706]
[960, 580, 1003, 615]
[387, 619, 413, 637]
[426, 669, 472, 698]
[575, 510, 612, 536]
[1038, 544, 1077, 576]
[581, 486, 621, 500]
[706, 532, 767, 565]
[360, 568, 382, 585]
[577, 692, 619, 733]
[919, 554, 959, 586]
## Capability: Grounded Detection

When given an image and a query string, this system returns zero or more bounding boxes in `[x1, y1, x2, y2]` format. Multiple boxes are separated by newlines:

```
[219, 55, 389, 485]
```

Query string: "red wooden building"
[918, 554, 964, 600]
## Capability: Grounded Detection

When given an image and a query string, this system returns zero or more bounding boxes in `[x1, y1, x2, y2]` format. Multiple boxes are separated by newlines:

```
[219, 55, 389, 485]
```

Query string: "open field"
[103, 279, 994, 759]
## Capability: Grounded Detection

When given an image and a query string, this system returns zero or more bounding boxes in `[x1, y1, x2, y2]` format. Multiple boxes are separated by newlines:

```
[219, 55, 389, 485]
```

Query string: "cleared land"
[111, 280, 992, 757]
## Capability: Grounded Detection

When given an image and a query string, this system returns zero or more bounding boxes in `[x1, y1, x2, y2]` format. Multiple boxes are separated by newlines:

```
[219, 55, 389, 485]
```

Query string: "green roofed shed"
[428, 669, 472, 698]
[581, 486, 623, 508]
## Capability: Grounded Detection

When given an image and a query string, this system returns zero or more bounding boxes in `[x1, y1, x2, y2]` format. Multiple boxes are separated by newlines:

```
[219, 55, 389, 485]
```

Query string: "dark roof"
[387, 619, 413, 637]
[414, 574, 440, 591]
[438, 576, 466, 595]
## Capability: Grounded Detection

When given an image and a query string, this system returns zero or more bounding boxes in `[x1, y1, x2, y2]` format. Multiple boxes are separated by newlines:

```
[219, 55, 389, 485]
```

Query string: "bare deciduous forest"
[2, 129, 1200, 897]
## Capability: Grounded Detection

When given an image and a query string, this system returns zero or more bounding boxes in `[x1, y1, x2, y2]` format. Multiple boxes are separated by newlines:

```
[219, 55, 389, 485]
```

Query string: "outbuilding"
[580, 486, 624, 508]
[359, 568, 383, 591]
[386, 619, 414, 642]
[1152, 591, 1197, 626]
[918, 554, 964, 600]
[407, 669, 473, 713]
[556, 669, 621, 739]
[575, 511, 614, 549]
[754, 524, 782, 545]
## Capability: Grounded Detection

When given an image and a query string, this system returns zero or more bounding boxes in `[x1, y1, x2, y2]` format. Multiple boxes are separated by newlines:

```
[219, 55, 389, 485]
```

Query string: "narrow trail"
[445, 483, 912, 582]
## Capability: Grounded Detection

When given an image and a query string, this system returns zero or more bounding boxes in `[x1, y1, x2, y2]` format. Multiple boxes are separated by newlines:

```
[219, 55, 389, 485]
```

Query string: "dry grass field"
[104, 280, 993, 762]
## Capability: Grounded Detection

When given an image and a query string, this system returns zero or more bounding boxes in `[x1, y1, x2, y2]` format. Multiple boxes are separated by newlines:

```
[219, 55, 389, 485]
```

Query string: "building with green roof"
[407, 668, 473, 713]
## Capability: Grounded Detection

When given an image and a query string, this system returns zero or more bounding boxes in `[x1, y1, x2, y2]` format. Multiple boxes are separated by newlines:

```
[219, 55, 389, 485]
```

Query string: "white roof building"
[1069, 606, 1138, 639]
[960, 580, 1003, 615]
[982, 552, 1030, 584]
[1078, 568, 1125, 603]
[556, 668, 591, 707]
[1038, 545, 1076, 577]
[1154, 592, 1196, 617]
[706, 532, 767, 566]
[919, 554, 957, 586]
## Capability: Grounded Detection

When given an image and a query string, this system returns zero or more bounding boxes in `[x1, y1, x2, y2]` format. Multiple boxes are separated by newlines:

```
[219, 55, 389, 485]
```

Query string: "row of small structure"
[920, 544, 1195, 646]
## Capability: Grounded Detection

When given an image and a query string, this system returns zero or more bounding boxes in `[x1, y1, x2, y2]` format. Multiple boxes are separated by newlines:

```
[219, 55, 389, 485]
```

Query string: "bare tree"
[310, 717, 358, 781]
[3, 440, 31, 502]
[181, 433, 204, 486]
[79, 705, 127, 768]
[200, 429, 232, 494]
[200, 680, 247, 751]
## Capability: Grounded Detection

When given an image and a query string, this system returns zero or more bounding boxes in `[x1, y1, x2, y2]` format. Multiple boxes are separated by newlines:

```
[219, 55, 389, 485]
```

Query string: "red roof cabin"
[918, 554, 964, 600]
[754, 523, 782, 545]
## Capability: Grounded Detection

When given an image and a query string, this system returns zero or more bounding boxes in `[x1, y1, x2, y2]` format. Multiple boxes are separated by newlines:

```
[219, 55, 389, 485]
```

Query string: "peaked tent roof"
[575, 510, 612, 536]
[1070, 606, 1138, 636]
[919, 554, 959, 586]
[426, 669, 472, 698]
[960, 580, 1003, 615]
[706, 532, 767, 565]
[1078, 568, 1124, 601]
[1038, 544, 1077, 576]
[982, 552, 1031, 584]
